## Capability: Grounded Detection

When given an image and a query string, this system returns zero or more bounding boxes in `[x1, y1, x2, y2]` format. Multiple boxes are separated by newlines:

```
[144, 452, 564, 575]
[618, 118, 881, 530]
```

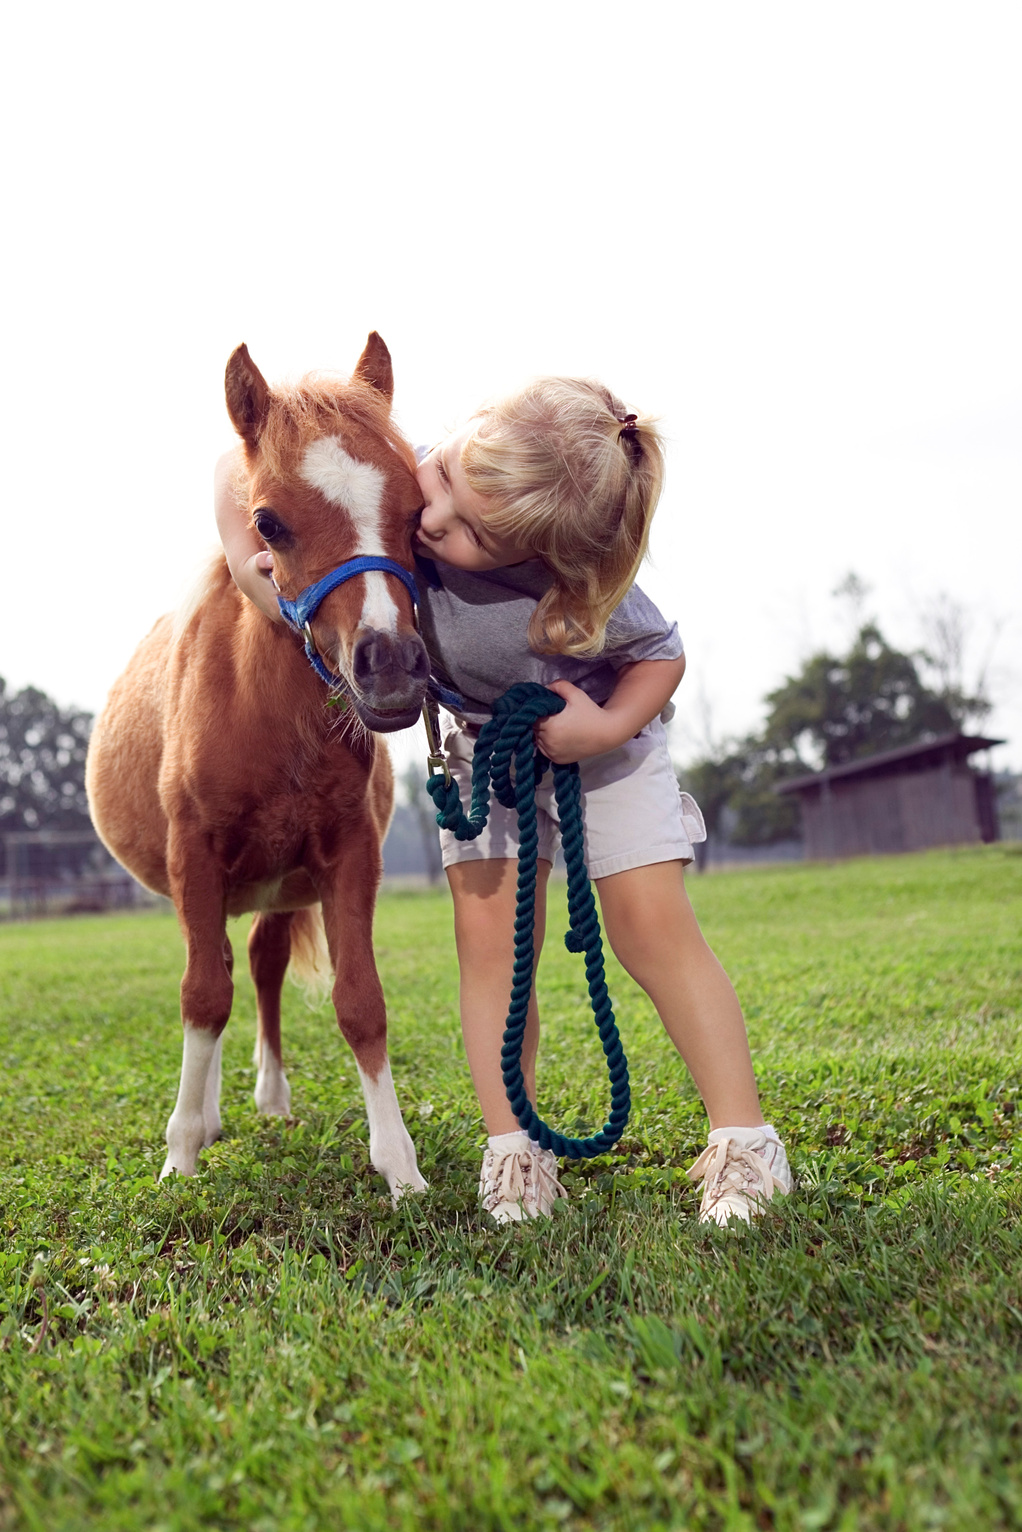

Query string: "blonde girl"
[218, 376, 791, 1226]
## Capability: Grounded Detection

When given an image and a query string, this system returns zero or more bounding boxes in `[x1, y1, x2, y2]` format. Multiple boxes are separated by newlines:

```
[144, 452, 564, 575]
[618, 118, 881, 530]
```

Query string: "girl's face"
[415, 426, 530, 571]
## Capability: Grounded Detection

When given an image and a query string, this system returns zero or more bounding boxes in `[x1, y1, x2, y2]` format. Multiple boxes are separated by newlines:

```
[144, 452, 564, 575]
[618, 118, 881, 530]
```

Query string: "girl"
[217, 376, 791, 1228]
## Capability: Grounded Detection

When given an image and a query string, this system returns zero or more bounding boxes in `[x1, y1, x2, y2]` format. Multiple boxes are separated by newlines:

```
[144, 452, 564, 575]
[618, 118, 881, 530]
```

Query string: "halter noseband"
[277, 556, 420, 688]
[277, 553, 463, 715]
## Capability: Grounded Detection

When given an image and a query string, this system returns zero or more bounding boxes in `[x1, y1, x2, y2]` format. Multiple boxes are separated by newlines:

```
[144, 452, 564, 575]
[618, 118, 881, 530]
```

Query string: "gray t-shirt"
[415, 554, 683, 727]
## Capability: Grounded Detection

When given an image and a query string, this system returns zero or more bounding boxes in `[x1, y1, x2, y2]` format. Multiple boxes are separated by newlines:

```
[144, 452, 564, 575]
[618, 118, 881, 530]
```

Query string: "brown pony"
[86, 334, 429, 1198]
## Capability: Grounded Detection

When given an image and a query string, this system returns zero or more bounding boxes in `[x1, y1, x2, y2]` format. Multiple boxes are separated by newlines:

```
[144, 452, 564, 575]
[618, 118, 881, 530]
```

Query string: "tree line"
[0, 583, 999, 848]
[681, 586, 993, 848]
[0, 678, 93, 833]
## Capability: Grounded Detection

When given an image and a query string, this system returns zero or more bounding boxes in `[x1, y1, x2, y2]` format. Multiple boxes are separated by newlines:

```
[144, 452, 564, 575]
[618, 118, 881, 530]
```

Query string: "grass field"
[1, 845, 1021, 1530]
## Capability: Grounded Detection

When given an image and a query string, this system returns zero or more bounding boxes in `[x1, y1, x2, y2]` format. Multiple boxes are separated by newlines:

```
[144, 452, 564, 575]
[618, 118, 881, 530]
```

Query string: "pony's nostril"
[351, 629, 430, 693]
[351, 630, 382, 688]
[402, 635, 430, 684]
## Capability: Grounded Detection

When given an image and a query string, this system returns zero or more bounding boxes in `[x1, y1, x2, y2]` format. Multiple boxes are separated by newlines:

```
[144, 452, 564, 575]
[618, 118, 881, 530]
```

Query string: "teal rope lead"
[425, 682, 630, 1158]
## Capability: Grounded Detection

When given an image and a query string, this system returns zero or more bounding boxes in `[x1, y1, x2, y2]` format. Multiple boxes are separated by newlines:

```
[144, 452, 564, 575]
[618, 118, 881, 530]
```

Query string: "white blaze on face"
[299, 437, 398, 633]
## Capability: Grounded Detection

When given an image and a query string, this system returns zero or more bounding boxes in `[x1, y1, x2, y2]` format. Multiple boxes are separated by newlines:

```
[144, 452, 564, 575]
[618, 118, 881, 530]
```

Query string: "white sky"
[3, 1, 1020, 778]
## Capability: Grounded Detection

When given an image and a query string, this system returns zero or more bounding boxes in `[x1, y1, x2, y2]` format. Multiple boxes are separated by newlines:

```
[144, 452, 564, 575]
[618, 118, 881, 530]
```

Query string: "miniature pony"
[87, 334, 429, 1197]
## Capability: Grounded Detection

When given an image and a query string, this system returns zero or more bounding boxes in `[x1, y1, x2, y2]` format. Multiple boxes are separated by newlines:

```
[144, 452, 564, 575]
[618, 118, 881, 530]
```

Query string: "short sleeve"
[602, 585, 684, 668]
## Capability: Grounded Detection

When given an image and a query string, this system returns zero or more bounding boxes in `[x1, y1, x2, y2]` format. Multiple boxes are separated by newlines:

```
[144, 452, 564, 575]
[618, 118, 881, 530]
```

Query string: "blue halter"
[277, 554, 462, 711]
[277, 556, 420, 686]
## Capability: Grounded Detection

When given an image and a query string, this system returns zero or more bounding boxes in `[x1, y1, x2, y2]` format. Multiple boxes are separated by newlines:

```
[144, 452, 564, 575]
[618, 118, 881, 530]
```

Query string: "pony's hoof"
[159, 1154, 198, 1180]
[254, 1070, 292, 1117]
[390, 1171, 428, 1205]
[162, 1110, 205, 1178]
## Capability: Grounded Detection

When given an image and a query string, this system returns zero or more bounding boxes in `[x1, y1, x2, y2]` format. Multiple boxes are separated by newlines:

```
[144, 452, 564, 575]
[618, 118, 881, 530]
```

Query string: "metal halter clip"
[422, 698, 451, 785]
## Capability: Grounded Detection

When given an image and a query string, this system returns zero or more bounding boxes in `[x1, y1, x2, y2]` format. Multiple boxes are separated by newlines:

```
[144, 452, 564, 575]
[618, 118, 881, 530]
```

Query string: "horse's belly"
[86, 618, 172, 894]
[225, 870, 319, 918]
[88, 583, 390, 916]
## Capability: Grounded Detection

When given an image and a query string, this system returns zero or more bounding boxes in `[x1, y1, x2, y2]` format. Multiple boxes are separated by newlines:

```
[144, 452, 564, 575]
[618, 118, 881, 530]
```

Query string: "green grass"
[1, 845, 1021, 1530]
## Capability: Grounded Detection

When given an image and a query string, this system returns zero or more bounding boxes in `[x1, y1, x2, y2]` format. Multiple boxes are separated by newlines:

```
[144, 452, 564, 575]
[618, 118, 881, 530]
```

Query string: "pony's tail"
[288, 905, 333, 1001]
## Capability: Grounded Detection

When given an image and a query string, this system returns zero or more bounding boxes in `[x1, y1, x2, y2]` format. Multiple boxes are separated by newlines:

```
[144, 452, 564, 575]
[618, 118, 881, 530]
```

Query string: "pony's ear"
[353, 331, 394, 402]
[225, 344, 271, 445]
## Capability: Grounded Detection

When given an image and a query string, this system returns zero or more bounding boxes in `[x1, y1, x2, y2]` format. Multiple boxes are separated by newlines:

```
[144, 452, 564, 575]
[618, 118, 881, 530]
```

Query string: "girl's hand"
[236, 549, 282, 622]
[215, 448, 285, 623]
[534, 658, 686, 765]
[534, 680, 622, 764]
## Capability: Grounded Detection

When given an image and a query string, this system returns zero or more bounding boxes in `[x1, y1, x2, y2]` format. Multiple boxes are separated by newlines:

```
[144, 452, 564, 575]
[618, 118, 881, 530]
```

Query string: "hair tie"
[618, 412, 642, 462]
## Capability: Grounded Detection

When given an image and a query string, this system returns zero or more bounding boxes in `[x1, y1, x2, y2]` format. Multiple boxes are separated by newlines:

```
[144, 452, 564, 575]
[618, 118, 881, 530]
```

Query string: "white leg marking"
[202, 1031, 224, 1146]
[161, 1027, 222, 1179]
[300, 438, 400, 633]
[357, 1061, 427, 1203]
[254, 1028, 291, 1117]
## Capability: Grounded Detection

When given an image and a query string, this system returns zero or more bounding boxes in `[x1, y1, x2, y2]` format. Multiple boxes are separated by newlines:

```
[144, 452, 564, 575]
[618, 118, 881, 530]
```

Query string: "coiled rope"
[425, 682, 630, 1158]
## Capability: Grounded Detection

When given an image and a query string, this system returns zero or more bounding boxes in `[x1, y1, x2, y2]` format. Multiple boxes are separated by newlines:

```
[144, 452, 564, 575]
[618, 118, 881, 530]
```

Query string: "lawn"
[1, 845, 1021, 1530]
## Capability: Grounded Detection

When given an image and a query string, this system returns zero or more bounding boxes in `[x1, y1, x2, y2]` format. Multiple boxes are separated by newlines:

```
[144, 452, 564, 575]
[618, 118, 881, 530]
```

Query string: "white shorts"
[438, 717, 707, 879]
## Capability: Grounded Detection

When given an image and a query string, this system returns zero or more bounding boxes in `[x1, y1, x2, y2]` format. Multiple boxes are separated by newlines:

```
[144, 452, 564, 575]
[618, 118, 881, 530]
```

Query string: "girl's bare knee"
[457, 919, 545, 975]
[605, 906, 708, 990]
[450, 857, 549, 968]
[607, 937, 661, 991]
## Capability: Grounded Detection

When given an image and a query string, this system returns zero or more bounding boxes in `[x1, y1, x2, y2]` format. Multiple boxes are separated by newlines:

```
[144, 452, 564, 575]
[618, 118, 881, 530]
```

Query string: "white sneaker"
[688, 1126, 792, 1227]
[479, 1133, 568, 1224]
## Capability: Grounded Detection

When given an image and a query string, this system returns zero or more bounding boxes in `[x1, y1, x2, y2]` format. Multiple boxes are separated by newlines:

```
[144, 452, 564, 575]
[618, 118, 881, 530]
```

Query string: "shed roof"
[774, 732, 1005, 796]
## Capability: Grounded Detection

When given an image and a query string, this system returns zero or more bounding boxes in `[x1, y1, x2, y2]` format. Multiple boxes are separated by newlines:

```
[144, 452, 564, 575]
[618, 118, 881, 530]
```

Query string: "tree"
[682, 615, 987, 849]
[0, 678, 93, 832]
[917, 591, 996, 734]
[681, 737, 801, 848]
[761, 622, 965, 770]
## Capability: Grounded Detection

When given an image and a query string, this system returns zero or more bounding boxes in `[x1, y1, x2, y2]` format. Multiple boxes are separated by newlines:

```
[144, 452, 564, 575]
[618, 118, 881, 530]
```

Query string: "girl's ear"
[225, 344, 271, 446]
[353, 331, 394, 402]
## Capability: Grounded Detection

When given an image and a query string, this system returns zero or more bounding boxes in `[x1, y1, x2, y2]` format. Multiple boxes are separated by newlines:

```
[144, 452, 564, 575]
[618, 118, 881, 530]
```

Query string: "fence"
[0, 831, 161, 920]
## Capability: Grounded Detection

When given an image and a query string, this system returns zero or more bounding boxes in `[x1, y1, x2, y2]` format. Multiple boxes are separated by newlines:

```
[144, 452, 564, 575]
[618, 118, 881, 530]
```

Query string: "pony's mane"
[171, 548, 229, 645]
[253, 373, 417, 482]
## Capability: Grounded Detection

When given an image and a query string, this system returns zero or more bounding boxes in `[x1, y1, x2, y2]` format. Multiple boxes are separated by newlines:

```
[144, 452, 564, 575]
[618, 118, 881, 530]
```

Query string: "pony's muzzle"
[349, 627, 430, 729]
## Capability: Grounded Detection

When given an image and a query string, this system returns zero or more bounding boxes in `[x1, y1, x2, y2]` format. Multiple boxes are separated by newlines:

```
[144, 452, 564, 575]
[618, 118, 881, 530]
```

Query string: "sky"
[3, 1, 1020, 781]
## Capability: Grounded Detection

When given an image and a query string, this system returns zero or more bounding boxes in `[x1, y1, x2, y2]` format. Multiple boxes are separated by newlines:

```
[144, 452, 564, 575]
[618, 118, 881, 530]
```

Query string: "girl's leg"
[595, 859, 763, 1129]
[446, 856, 552, 1135]
[597, 860, 789, 1223]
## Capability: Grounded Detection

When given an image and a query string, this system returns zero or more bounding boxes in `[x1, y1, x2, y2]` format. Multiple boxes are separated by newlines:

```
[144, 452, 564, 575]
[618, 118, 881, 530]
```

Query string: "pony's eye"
[254, 510, 287, 543]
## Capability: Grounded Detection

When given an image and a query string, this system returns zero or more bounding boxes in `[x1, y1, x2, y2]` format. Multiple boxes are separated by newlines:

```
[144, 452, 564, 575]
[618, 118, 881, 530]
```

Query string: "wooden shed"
[774, 733, 1004, 859]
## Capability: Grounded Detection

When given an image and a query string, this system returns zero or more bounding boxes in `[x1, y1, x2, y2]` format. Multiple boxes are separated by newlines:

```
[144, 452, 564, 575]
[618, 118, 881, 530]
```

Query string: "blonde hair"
[459, 377, 665, 655]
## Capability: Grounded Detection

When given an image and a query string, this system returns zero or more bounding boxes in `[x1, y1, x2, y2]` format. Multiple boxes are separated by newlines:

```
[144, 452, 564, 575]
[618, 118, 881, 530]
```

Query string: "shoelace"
[482, 1144, 567, 1213]
[687, 1137, 780, 1210]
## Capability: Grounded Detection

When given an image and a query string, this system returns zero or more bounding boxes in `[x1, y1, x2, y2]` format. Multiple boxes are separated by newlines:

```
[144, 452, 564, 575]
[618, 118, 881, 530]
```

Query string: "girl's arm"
[214, 448, 283, 623]
[534, 655, 686, 764]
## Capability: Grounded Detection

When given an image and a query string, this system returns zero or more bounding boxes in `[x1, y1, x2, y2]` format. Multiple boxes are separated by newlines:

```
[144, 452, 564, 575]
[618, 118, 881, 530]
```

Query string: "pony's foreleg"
[161, 861, 233, 1179]
[198, 933, 232, 1143]
[321, 849, 426, 1203]
[248, 912, 293, 1116]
